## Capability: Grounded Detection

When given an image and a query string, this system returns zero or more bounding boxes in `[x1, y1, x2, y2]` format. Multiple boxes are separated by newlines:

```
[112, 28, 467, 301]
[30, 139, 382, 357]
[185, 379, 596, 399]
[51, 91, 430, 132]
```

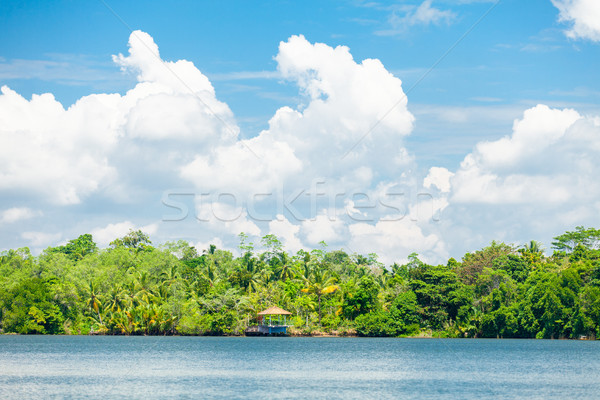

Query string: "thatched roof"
[257, 306, 292, 315]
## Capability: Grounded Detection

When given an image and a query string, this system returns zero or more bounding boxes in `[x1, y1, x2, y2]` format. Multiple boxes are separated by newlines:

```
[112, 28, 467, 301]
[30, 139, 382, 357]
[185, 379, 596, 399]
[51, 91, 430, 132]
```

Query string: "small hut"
[246, 306, 292, 335]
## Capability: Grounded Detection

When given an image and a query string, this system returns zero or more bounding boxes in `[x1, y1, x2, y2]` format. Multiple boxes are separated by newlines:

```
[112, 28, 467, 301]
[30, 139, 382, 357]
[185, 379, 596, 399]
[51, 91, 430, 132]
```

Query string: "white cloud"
[0, 207, 40, 224]
[378, 0, 456, 35]
[424, 167, 454, 193]
[0, 86, 117, 204]
[274, 35, 414, 147]
[348, 218, 446, 265]
[301, 211, 347, 246]
[13, 30, 600, 265]
[345, 199, 366, 217]
[474, 105, 581, 169]
[450, 104, 600, 205]
[181, 34, 415, 197]
[91, 221, 135, 246]
[424, 103, 600, 259]
[21, 231, 61, 248]
[195, 200, 261, 237]
[0, 31, 424, 259]
[342, 191, 449, 264]
[552, 0, 600, 42]
[180, 134, 302, 194]
[408, 195, 449, 223]
[114, 31, 216, 96]
[114, 31, 238, 144]
[0, 30, 238, 205]
[406, 0, 456, 26]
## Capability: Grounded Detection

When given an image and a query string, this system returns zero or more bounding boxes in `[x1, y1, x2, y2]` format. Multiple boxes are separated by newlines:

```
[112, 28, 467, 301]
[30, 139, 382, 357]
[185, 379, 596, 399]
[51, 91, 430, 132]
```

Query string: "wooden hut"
[246, 306, 292, 336]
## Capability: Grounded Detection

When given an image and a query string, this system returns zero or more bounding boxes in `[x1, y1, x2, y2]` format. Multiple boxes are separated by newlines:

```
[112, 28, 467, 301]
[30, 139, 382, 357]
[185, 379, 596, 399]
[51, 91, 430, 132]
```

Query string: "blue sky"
[1, 0, 599, 263]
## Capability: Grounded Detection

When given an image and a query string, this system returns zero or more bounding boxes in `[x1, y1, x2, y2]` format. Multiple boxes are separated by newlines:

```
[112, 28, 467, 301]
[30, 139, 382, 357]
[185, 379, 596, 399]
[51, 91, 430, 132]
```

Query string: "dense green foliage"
[1, 228, 600, 338]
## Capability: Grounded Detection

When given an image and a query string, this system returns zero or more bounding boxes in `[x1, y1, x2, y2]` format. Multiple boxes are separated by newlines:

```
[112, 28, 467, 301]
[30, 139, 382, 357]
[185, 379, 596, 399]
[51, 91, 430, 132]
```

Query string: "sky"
[0, 0, 599, 263]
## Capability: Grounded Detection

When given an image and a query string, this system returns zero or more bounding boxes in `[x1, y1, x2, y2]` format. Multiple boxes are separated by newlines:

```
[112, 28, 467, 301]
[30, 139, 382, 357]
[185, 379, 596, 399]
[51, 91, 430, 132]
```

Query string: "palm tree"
[158, 266, 180, 300]
[112, 310, 134, 334]
[274, 252, 296, 281]
[301, 269, 339, 325]
[160, 266, 179, 287]
[85, 282, 103, 324]
[132, 271, 158, 306]
[519, 240, 545, 264]
[375, 270, 390, 289]
[521, 240, 544, 254]
[106, 285, 127, 312]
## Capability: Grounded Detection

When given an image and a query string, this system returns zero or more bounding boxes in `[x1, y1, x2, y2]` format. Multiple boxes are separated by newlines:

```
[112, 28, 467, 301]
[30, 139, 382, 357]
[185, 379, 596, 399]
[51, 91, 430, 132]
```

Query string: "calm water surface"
[0, 336, 599, 399]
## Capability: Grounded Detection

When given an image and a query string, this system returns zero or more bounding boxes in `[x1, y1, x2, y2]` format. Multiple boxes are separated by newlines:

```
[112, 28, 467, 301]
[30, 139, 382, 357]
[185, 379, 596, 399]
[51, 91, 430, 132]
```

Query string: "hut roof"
[257, 306, 292, 315]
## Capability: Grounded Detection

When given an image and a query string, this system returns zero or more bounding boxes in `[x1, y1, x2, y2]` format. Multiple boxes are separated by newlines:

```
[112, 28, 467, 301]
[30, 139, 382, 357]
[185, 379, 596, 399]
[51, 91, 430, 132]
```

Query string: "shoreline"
[1, 332, 595, 340]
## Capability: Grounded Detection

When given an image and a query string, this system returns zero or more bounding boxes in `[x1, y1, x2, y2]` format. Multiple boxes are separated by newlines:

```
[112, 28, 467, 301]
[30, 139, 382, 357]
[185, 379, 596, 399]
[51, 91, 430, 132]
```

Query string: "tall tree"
[110, 230, 152, 252]
[552, 226, 600, 253]
[301, 269, 339, 325]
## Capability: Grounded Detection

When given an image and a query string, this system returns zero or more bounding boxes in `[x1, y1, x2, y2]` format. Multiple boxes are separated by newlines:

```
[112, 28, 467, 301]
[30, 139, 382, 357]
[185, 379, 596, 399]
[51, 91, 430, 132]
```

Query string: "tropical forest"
[1, 227, 600, 339]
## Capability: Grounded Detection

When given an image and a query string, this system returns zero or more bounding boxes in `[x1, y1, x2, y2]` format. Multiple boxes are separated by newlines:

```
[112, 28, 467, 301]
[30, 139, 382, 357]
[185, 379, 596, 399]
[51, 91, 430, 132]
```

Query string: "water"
[0, 336, 599, 399]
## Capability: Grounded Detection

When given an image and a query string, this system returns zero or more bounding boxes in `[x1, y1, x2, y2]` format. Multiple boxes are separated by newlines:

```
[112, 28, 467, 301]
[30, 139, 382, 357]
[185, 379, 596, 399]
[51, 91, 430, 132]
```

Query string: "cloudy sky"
[1, 0, 599, 263]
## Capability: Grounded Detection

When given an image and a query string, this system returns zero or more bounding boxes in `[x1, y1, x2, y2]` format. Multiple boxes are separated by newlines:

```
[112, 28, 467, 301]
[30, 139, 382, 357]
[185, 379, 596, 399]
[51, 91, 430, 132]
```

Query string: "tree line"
[1, 227, 599, 338]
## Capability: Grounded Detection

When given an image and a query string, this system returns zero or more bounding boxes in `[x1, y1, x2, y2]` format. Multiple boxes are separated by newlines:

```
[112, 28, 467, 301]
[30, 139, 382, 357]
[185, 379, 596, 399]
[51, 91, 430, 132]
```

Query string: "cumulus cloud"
[450, 104, 600, 205]
[552, 0, 600, 42]
[180, 134, 302, 194]
[175, 34, 422, 262]
[114, 31, 238, 143]
[274, 35, 414, 159]
[0, 30, 237, 206]
[0, 86, 117, 204]
[424, 103, 600, 257]
[181, 34, 415, 197]
[424, 167, 454, 193]
[1, 30, 428, 260]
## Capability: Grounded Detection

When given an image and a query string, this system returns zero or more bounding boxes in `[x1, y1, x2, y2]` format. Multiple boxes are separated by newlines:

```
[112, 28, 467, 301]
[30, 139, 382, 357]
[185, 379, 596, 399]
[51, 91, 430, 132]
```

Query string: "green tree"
[47, 234, 97, 261]
[552, 226, 600, 253]
[301, 269, 339, 325]
[0, 278, 64, 334]
[110, 230, 153, 252]
[458, 241, 514, 285]
[342, 275, 379, 320]
[84, 281, 104, 325]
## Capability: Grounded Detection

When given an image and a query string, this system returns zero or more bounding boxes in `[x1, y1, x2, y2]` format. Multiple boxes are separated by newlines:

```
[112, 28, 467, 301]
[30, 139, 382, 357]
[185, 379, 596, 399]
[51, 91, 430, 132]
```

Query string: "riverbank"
[1, 331, 596, 339]
[287, 327, 356, 337]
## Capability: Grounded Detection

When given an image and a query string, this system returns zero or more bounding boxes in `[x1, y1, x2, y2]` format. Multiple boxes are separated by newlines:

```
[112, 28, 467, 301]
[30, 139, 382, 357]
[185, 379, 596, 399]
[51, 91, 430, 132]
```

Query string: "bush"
[1, 278, 65, 334]
[354, 292, 420, 337]
[354, 311, 394, 336]
[321, 313, 342, 330]
[177, 310, 237, 335]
